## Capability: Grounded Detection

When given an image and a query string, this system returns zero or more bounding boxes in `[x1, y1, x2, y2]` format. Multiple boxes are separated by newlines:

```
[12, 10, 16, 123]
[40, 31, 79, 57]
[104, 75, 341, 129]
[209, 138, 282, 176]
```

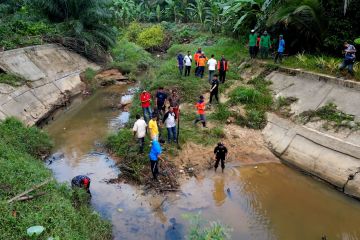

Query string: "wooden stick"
[16, 192, 46, 202]
[7, 178, 53, 204]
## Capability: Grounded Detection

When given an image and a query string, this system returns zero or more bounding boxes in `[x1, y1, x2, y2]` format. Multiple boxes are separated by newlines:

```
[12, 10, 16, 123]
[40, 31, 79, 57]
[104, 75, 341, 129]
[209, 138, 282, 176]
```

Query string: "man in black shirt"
[209, 74, 219, 105]
[214, 142, 228, 173]
[156, 87, 168, 115]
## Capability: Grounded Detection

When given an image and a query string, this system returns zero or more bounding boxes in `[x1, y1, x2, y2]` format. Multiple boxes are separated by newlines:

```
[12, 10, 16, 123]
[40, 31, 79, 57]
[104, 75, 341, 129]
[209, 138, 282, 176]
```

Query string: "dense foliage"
[0, 0, 358, 56]
[109, 0, 359, 54]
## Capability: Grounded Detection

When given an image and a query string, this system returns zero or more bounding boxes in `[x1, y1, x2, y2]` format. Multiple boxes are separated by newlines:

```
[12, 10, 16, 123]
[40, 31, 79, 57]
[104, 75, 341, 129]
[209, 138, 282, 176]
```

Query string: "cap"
[279, 34, 283, 37]
[200, 95, 204, 99]
[251, 29, 255, 33]
[264, 31, 268, 34]
[151, 113, 157, 118]
[83, 178, 90, 186]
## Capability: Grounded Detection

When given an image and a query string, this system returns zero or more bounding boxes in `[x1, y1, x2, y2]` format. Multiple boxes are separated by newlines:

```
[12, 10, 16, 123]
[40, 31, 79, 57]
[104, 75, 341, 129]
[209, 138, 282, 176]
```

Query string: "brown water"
[44, 85, 360, 240]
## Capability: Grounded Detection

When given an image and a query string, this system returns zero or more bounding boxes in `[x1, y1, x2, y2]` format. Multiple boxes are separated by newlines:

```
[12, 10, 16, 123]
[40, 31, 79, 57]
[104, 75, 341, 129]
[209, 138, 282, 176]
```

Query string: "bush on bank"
[0, 118, 111, 240]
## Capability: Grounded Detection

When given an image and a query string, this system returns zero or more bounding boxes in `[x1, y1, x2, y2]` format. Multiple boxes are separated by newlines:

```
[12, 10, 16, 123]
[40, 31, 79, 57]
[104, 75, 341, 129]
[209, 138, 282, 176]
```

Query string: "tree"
[266, 0, 325, 51]
[32, 0, 117, 50]
[111, 0, 137, 27]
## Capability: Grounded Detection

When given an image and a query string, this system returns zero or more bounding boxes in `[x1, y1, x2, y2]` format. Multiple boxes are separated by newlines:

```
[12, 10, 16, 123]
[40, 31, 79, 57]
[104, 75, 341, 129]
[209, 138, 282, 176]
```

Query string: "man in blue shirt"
[156, 87, 168, 114]
[177, 53, 184, 76]
[274, 35, 285, 64]
[149, 140, 163, 180]
[339, 41, 357, 76]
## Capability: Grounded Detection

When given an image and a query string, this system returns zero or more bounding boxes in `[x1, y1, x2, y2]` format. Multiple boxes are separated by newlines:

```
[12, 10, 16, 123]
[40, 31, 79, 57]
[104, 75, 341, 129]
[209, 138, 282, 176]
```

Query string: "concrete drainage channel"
[262, 67, 360, 199]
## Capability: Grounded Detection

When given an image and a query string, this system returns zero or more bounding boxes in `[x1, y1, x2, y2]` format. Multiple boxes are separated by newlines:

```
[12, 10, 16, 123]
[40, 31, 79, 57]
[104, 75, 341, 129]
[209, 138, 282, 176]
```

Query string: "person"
[71, 175, 91, 193]
[149, 140, 163, 180]
[194, 48, 202, 75]
[248, 29, 258, 59]
[274, 35, 285, 64]
[217, 55, 229, 83]
[148, 113, 159, 141]
[140, 90, 152, 122]
[155, 87, 168, 115]
[196, 52, 208, 78]
[184, 51, 192, 76]
[132, 114, 147, 153]
[260, 31, 271, 59]
[214, 142, 228, 173]
[194, 95, 207, 128]
[255, 35, 261, 58]
[177, 52, 184, 76]
[207, 54, 217, 83]
[168, 89, 180, 118]
[163, 107, 177, 144]
[209, 74, 219, 105]
[339, 41, 357, 76]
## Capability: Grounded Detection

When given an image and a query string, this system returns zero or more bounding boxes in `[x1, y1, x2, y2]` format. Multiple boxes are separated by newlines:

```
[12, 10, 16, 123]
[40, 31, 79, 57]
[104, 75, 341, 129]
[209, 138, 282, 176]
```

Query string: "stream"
[43, 85, 360, 240]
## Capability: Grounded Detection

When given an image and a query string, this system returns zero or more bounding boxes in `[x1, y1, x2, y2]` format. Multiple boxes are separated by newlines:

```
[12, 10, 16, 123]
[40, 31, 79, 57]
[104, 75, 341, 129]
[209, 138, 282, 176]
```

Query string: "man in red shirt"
[140, 89, 152, 122]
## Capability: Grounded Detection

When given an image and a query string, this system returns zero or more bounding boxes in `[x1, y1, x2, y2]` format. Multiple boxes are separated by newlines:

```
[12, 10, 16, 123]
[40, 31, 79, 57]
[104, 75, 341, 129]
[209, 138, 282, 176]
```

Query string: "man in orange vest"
[194, 95, 207, 128]
[196, 52, 208, 78]
[194, 48, 202, 75]
[217, 55, 229, 83]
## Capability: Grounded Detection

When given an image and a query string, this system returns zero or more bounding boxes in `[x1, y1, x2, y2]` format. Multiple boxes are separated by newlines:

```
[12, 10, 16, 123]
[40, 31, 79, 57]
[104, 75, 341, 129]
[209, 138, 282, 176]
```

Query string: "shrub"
[136, 25, 165, 49]
[125, 22, 143, 42]
[246, 109, 267, 129]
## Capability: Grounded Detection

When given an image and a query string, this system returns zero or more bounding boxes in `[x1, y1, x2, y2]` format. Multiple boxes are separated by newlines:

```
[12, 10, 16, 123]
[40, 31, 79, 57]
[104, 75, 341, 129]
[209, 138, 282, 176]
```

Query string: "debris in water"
[117, 208, 124, 213]
[254, 166, 258, 169]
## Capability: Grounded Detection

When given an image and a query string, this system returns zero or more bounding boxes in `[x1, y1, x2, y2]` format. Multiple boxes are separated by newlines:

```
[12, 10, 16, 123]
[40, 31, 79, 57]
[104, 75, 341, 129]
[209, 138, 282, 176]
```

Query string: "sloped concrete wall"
[263, 113, 360, 199]
[0, 44, 99, 125]
[266, 70, 360, 120]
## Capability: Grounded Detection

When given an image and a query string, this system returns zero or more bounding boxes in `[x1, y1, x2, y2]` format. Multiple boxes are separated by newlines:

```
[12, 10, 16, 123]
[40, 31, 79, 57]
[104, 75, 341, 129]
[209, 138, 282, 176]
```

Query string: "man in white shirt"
[133, 114, 147, 153]
[184, 51, 192, 77]
[207, 54, 217, 83]
[162, 107, 177, 144]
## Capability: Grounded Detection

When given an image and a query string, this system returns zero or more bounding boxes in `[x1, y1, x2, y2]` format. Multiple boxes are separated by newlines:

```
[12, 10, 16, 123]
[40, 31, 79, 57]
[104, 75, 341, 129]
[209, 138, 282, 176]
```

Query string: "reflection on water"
[45, 86, 360, 240]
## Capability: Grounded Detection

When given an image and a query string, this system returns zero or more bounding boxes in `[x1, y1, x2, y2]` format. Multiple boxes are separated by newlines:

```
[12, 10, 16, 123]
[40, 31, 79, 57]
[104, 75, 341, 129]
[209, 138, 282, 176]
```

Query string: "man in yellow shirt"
[148, 113, 159, 141]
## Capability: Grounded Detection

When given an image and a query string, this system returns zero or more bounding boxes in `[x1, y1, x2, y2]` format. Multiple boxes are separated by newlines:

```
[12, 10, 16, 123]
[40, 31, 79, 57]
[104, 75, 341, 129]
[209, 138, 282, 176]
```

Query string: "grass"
[110, 38, 153, 73]
[0, 73, 26, 87]
[228, 76, 273, 129]
[265, 54, 360, 81]
[298, 102, 359, 130]
[0, 118, 111, 240]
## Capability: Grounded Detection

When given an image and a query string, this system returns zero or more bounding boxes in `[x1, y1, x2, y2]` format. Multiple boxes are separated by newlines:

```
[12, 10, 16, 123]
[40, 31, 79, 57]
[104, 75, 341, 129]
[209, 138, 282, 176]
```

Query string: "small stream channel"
[43, 85, 360, 240]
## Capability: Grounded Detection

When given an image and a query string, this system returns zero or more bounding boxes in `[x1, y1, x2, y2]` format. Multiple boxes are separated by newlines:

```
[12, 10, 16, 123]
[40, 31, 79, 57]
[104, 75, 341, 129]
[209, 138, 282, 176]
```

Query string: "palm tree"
[267, 0, 325, 50]
[33, 0, 117, 50]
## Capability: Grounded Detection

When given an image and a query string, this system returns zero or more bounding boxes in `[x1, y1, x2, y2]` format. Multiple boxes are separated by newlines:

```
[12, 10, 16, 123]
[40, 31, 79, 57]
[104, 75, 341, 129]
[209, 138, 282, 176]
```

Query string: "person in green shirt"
[248, 29, 257, 59]
[260, 31, 271, 59]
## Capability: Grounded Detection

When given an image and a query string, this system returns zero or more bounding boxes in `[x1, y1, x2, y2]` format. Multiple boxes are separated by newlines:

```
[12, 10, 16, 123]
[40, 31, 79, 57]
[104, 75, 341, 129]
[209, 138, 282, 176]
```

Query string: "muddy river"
[44, 85, 360, 240]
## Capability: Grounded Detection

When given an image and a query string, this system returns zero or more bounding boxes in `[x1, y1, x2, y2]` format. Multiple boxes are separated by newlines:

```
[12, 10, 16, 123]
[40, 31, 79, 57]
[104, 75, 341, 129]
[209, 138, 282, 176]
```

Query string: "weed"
[210, 104, 231, 121]
[246, 109, 267, 129]
[183, 213, 232, 240]
[295, 52, 308, 63]
[0, 73, 26, 86]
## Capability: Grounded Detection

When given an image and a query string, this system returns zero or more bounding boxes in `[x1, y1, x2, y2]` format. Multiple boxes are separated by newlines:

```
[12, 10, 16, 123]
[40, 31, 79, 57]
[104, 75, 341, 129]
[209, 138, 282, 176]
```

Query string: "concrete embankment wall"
[0, 44, 99, 125]
[263, 68, 360, 199]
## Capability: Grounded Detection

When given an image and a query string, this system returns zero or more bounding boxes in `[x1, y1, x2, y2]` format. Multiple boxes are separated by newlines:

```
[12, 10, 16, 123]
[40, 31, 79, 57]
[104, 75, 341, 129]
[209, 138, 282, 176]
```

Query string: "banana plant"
[165, 0, 183, 22]
[187, 0, 208, 25]
[111, 0, 137, 26]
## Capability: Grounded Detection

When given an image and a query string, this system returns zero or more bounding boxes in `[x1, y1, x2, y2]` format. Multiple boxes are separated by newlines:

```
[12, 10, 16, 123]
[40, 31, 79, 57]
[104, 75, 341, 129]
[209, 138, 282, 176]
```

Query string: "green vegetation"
[0, 118, 111, 240]
[269, 54, 360, 81]
[136, 25, 165, 49]
[228, 76, 273, 129]
[183, 213, 231, 240]
[298, 102, 360, 130]
[0, 73, 26, 87]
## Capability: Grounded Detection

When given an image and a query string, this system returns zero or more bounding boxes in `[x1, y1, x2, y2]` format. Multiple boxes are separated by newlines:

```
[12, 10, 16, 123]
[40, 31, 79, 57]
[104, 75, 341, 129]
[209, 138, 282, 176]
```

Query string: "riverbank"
[0, 118, 112, 239]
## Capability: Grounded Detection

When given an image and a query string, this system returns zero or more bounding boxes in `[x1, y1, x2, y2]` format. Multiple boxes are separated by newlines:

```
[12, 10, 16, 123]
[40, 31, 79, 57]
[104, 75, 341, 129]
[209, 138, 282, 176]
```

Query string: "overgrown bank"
[0, 118, 111, 240]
